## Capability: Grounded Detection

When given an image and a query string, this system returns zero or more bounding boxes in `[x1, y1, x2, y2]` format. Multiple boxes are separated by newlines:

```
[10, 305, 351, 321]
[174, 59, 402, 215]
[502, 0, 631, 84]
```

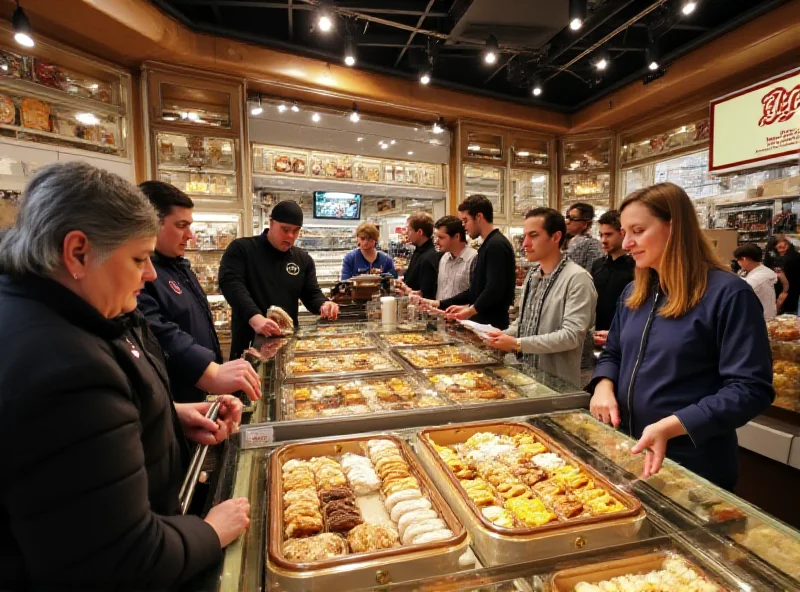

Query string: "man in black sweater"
[590, 210, 634, 346]
[399, 211, 441, 300]
[219, 200, 339, 359]
[423, 195, 516, 330]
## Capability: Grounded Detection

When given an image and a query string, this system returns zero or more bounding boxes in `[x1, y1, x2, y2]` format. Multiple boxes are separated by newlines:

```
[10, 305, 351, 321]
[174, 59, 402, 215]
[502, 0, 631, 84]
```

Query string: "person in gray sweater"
[486, 208, 596, 386]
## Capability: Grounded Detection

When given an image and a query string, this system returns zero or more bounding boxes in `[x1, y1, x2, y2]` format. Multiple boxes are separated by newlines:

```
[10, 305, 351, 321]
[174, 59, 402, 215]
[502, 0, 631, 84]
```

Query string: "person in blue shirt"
[341, 222, 396, 280]
[589, 182, 773, 491]
[137, 181, 260, 404]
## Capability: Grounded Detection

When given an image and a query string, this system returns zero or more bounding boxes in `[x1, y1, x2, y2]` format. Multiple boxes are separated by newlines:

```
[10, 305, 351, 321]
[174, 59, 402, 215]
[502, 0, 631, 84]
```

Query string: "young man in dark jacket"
[137, 181, 260, 403]
[399, 211, 442, 300]
[435, 194, 516, 330]
[219, 200, 339, 359]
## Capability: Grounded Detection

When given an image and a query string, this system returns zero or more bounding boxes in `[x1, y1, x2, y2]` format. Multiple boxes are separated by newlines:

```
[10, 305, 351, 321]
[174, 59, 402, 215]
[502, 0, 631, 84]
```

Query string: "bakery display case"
[767, 315, 800, 413]
[560, 136, 613, 217]
[156, 131, 237, 200]
[540, 410, 800, 587]
[0, 43, 131, 157]
[463, 164, 504, 215]
[511, 170, 548, 218]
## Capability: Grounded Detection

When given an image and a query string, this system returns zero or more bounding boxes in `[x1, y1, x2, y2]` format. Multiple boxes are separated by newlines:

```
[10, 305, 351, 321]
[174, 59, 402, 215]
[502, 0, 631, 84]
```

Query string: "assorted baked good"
[286, 351, 400, 377]
[426, 370, 521, 402]
[431, 431, 628, 531]
[767, 315, 800, 341]
[267, 305, 294, 335]
[571, 555, 724, 592]
[396, 345, 495, 369]
[285, 377, 444, 419]
[294, 334, 374, 352]
[381, 332, 449, 347]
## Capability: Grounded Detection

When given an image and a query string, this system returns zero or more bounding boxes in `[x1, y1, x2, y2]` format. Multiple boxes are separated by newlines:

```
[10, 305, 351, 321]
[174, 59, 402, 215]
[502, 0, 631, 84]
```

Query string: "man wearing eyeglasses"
[564, 203, 603, 271]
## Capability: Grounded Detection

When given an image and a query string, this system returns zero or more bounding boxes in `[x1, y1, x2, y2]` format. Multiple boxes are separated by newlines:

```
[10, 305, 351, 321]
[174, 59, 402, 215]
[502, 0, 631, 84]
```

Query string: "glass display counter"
[767, 315, 800, 413]
[203, 410, 800, 592]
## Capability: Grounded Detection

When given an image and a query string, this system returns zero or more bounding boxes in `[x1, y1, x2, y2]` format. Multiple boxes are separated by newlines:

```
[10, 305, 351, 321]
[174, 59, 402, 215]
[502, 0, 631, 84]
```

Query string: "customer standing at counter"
[433, 215, 477, 301]
[589, 182, 774, 490]
[590, 210, 635, 346]
[341, 221, 396, 280]
[0, 162, 249, 589]
[485, 208, 596, 385]
[398, 211, 441, 300]
[775, 238, 800, 314]
[137, 181, 260, 403]
[734, 243, 780, 320]
[437, 194, 516, 329]
[219, 200, 339, 359]
[565, 202, 603, 270]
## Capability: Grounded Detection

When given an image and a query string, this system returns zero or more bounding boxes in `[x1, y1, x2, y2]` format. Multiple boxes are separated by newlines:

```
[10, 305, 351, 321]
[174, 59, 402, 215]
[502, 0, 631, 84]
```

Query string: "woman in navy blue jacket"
[589, 182, 774, 491]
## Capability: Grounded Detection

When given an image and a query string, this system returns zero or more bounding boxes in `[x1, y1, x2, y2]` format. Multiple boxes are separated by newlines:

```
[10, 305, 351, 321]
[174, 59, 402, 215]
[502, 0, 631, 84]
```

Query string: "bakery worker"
[137, 181, 260, 403]
[219, 200, 339, 359]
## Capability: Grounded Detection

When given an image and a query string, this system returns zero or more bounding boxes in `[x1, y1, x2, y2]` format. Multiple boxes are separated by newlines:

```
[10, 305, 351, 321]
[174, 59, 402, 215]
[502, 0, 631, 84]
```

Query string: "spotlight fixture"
[380, 143, 389, 150]
[312, 113, 321, 122]
[646, 28, 660, 71]
[12, 1, 34, 47]
[291, 102, 300, 113]
[681, 1, 698, 15]
[531, 76, 543, 97]
[390, 140, 396, 145]
[317, 0, 334, 33]
[432, 117, 445, 135]
[251, 96, 264, 116]
[419, 67, 431, 85]
[357, 137, 364, 142]
[594, 50, 610, 71]
[278, 104, 288, 113]
[344, 35, 357, 67]
[349, 103, 360, 123]
[407, 151, 414, 156]
[483, 35, 499, 65]
[569, 0, 587, 31]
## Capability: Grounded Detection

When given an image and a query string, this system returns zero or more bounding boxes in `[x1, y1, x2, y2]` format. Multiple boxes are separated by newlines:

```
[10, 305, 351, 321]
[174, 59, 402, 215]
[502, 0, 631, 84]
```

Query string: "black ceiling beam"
[211, 0, 223, 23]
[394, 0, 437, 66]
[172, 0, 449, 17]
[630, 22, 709, 31]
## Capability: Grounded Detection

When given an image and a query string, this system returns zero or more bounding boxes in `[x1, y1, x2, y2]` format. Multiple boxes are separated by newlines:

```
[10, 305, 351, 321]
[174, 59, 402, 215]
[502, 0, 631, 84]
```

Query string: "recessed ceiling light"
[278, 104, 288, 113]
[357, 137, 364, 142]
[407, 151, 414, 155]
[312, 113, 321, 122]
[291, 103, 300, 112]
[390, 140, 396, 145]
[381, 143, 389, 150]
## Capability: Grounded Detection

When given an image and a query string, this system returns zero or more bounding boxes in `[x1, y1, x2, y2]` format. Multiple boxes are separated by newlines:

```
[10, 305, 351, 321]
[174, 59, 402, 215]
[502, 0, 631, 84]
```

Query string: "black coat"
[137, 251, 222, 403]
[403, 238, 441, 300]
[0, 272, 221, 590]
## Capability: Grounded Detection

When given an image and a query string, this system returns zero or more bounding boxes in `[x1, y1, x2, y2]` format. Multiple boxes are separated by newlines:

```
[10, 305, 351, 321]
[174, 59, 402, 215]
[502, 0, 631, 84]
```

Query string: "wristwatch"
[515, 338, 522, 353]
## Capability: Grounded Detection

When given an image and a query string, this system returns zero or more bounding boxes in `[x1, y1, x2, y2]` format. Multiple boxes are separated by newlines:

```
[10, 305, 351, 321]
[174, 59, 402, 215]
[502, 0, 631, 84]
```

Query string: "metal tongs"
[179, 398, 221, 515]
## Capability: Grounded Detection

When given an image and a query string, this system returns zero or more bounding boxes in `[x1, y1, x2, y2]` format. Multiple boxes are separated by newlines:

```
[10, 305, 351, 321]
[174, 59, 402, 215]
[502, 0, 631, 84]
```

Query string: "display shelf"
[463, 163, 504, 214]
[0, 76, 124, 115]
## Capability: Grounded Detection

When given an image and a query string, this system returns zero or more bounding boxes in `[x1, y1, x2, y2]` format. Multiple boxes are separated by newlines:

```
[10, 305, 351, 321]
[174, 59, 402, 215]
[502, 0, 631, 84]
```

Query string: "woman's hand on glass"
[205, 497, 250, 547]
[630, 415, 686, 479]
[589, 378, 620, 428]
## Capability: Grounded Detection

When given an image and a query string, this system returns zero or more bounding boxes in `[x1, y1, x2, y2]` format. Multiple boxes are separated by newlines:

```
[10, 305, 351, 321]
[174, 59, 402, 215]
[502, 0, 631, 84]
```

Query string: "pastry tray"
[379, 331, 456, 348]
[282, 350, 404, 383]
[415, 421, 646, 566]
[550, 550, 731, 591]
[419, 368, 524, 405]
[291, 333, 378, 354]
[393, 343, 500, 370]
[279, 375, 448, 421]
[487, 367, 558, 397]
[267, 434, 469, 590]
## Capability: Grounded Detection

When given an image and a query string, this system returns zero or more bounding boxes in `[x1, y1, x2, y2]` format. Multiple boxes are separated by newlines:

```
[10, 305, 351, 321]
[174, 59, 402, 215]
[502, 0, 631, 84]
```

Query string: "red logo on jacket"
[758, 85, 800, 127]
[169, 280, 183, 295]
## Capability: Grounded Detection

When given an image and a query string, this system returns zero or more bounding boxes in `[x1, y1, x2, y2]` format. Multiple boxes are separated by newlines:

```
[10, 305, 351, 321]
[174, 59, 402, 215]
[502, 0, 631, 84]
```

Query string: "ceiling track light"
[349, 103, 360, 123]
[594, 50, 610, 71]
[531, 76, 543, 97]
[569, 0, 587, 31]
[432, 117, 445, 135]
[317, 0, 335, 33]
[12, 1, 34, 47]
[483, 35, 499, 65]
[681, 1, 698, 15]
[646, 28, 660, 71]
[250, 95, 263, 116]
[291, 102, 300, 113]
[344, 34, 357, 67]
[419, 67, 431, 85]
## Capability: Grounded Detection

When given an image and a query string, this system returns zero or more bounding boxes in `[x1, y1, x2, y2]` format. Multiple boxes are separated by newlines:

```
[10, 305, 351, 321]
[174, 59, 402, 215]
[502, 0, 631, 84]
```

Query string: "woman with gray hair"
[0, 162, 249, 590]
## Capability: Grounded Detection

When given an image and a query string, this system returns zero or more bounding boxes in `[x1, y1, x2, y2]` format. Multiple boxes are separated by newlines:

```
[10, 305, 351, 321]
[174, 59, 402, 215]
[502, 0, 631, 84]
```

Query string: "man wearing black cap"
[219, 200, 339, 359]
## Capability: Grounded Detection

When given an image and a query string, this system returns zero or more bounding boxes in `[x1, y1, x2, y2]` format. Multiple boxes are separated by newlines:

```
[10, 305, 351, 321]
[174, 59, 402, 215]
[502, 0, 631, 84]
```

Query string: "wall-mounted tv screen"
[313, 191, 362, 220]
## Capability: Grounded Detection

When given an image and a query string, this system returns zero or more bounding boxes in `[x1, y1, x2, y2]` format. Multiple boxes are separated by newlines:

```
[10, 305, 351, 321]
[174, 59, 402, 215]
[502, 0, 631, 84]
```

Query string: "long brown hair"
[620, 182, 727, 318]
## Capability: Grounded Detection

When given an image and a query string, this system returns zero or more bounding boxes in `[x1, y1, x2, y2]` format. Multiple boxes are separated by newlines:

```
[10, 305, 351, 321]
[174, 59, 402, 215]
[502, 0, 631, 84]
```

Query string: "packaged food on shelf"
[0, 49, 26, 80]
[0, 94, 15, 124]
[20, 97, 49, 131]
[267, 435, 467, 590]
[416, 421, 644, 565]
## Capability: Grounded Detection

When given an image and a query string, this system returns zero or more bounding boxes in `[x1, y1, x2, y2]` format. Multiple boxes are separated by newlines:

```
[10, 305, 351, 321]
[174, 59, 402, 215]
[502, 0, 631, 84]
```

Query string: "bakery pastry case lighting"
[560, 135, 613, 215]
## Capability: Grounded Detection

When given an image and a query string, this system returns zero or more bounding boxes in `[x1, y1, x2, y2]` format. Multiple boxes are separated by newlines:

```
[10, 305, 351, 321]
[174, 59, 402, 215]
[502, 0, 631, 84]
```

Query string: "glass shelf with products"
[511, 136, 549, 168]
[562, 137, 611, 173]
[156, 132, 237, 199]
[186, 212, 239, 251]
[463, 163, 504, 215]
[208, 295, 232, 342]
[561, 172, 611, 209]
[0, 46, 129, 157]
[511, 169, 548, 217]
[620, 118, 710, 167]
[251, 143, 445, 189]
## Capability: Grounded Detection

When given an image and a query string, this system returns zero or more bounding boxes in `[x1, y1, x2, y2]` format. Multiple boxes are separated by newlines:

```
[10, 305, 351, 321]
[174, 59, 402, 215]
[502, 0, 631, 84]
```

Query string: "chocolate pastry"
[322, 498, 357, 518]
[553, 495, 584, 519]
[327, 510, 363, 533]
[319, 486, 354, 504]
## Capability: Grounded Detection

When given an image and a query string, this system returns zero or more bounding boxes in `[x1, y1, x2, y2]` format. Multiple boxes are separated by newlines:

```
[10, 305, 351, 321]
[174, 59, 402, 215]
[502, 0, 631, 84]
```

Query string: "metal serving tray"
[291, 333, 378, 354]
[267, 434, 469, 591]
[379, 331, 456, 348]
[282, 349, 404, 383]
[393, 343, 501, 370]
[415, 420, 646, 566]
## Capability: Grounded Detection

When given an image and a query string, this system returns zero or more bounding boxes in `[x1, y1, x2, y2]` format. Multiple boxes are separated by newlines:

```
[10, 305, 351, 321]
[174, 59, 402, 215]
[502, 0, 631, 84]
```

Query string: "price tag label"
[243, 425, 274, 448]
